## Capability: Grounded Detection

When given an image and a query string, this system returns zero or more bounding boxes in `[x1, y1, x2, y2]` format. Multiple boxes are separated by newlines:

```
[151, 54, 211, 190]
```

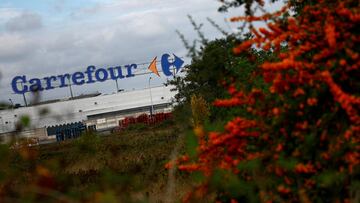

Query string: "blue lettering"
[44, 76, 57, 90]
[58, 74, 70, 88]
[108, 66, 124, 80]
[72, 72, 85, 85]
[11, 75, 28, 94]
[125, 64, 137, 77]
[95, 68, 108, 82]
[10, 53, 184, 94]
[29, 78, 44, 92]
[85, 66, 96, 84]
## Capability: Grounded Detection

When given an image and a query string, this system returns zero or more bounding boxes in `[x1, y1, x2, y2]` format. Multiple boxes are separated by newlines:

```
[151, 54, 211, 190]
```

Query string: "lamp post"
[149, 77, 154, 116]
[68, 77, 74, 99]
[115, 79, 119, 92]
[8, 99, 14, 109]
[0, 116, 3, 133]
[20, 82, 28, 106]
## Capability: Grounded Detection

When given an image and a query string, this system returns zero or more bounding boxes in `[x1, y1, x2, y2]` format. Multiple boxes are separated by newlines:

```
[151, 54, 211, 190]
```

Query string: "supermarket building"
[0, 85, 175, 143]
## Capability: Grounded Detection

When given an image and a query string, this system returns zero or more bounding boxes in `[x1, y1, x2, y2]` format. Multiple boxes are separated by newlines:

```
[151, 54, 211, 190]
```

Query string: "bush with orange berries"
[174, 0, 359, 202]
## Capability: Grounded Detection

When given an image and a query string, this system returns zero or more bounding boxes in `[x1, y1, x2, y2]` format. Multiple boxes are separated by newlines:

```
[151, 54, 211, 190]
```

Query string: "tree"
[169, 17, 261, 121]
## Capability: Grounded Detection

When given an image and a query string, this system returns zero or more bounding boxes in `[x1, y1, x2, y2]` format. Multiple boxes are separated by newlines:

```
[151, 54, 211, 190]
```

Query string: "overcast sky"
[0, 0, 281, 105]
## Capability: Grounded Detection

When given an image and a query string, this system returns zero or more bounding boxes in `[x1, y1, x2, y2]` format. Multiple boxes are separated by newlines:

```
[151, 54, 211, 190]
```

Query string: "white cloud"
[0, 7, 21, 22]
[0, 0, 262, 104]
[0, 33, 35, 62]
[5, 11, 43, 32]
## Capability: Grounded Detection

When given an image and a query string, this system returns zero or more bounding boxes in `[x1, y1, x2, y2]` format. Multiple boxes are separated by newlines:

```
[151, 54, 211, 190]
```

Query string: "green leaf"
[20, 115, 31, 127]
[190, 171, 205, 183]
[237, 159, 261, 171]
[277, 157, 298, 170]
[185, 131, 198, 158]
[316, 170, 346, 187]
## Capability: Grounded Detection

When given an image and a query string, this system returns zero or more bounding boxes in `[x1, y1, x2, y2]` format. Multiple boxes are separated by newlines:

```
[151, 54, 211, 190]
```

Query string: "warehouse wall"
[0, 85, 176, 135]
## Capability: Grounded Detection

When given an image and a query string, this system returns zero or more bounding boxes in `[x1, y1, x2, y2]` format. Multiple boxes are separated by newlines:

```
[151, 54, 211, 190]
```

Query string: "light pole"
[68, 77, 74, 99]
[149, 77, 154, 116]
[0, 116, 3, 133]
[8, 99, 14, 109]
[20, 82, 28, 106]
[115, 79, 119, 92]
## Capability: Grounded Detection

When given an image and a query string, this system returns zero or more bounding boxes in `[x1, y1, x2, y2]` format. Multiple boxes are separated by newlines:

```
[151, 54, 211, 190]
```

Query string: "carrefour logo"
[11, 53, 184, 94]
[148, 53, 184, 77]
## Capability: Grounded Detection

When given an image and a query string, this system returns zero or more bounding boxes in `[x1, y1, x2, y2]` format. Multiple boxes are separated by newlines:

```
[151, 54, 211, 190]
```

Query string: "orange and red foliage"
[174, 0, 359, 201]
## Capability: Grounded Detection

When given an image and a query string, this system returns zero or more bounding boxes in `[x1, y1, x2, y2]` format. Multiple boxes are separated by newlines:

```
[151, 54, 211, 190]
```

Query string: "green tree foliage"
[169, 18, 263, 122]
[218, 0, 316, 14]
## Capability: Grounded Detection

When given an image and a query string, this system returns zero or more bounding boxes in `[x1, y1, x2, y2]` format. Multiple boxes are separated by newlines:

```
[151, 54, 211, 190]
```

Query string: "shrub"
[190, 94, 210, 127]
[174, 0, 360, 202]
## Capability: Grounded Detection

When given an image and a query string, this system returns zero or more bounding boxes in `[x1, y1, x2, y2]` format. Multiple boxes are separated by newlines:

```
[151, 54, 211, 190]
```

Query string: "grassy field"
[1, 123, 193, 203]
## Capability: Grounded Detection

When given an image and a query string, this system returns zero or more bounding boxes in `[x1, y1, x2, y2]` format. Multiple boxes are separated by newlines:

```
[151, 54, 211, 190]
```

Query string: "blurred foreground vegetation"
[0, 122, 194, 203]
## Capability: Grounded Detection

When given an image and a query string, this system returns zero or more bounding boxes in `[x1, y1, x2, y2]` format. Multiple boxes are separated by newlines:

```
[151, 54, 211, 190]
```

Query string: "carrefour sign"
[11, 53, 184, 94]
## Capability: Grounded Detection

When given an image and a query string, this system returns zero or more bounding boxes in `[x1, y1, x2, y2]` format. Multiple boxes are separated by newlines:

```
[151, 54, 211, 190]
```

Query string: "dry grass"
[2, 124, 194, 202]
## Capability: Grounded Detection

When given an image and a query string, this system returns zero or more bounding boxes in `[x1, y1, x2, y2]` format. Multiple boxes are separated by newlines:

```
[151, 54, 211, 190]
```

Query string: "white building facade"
[0, 86, 176, 141]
